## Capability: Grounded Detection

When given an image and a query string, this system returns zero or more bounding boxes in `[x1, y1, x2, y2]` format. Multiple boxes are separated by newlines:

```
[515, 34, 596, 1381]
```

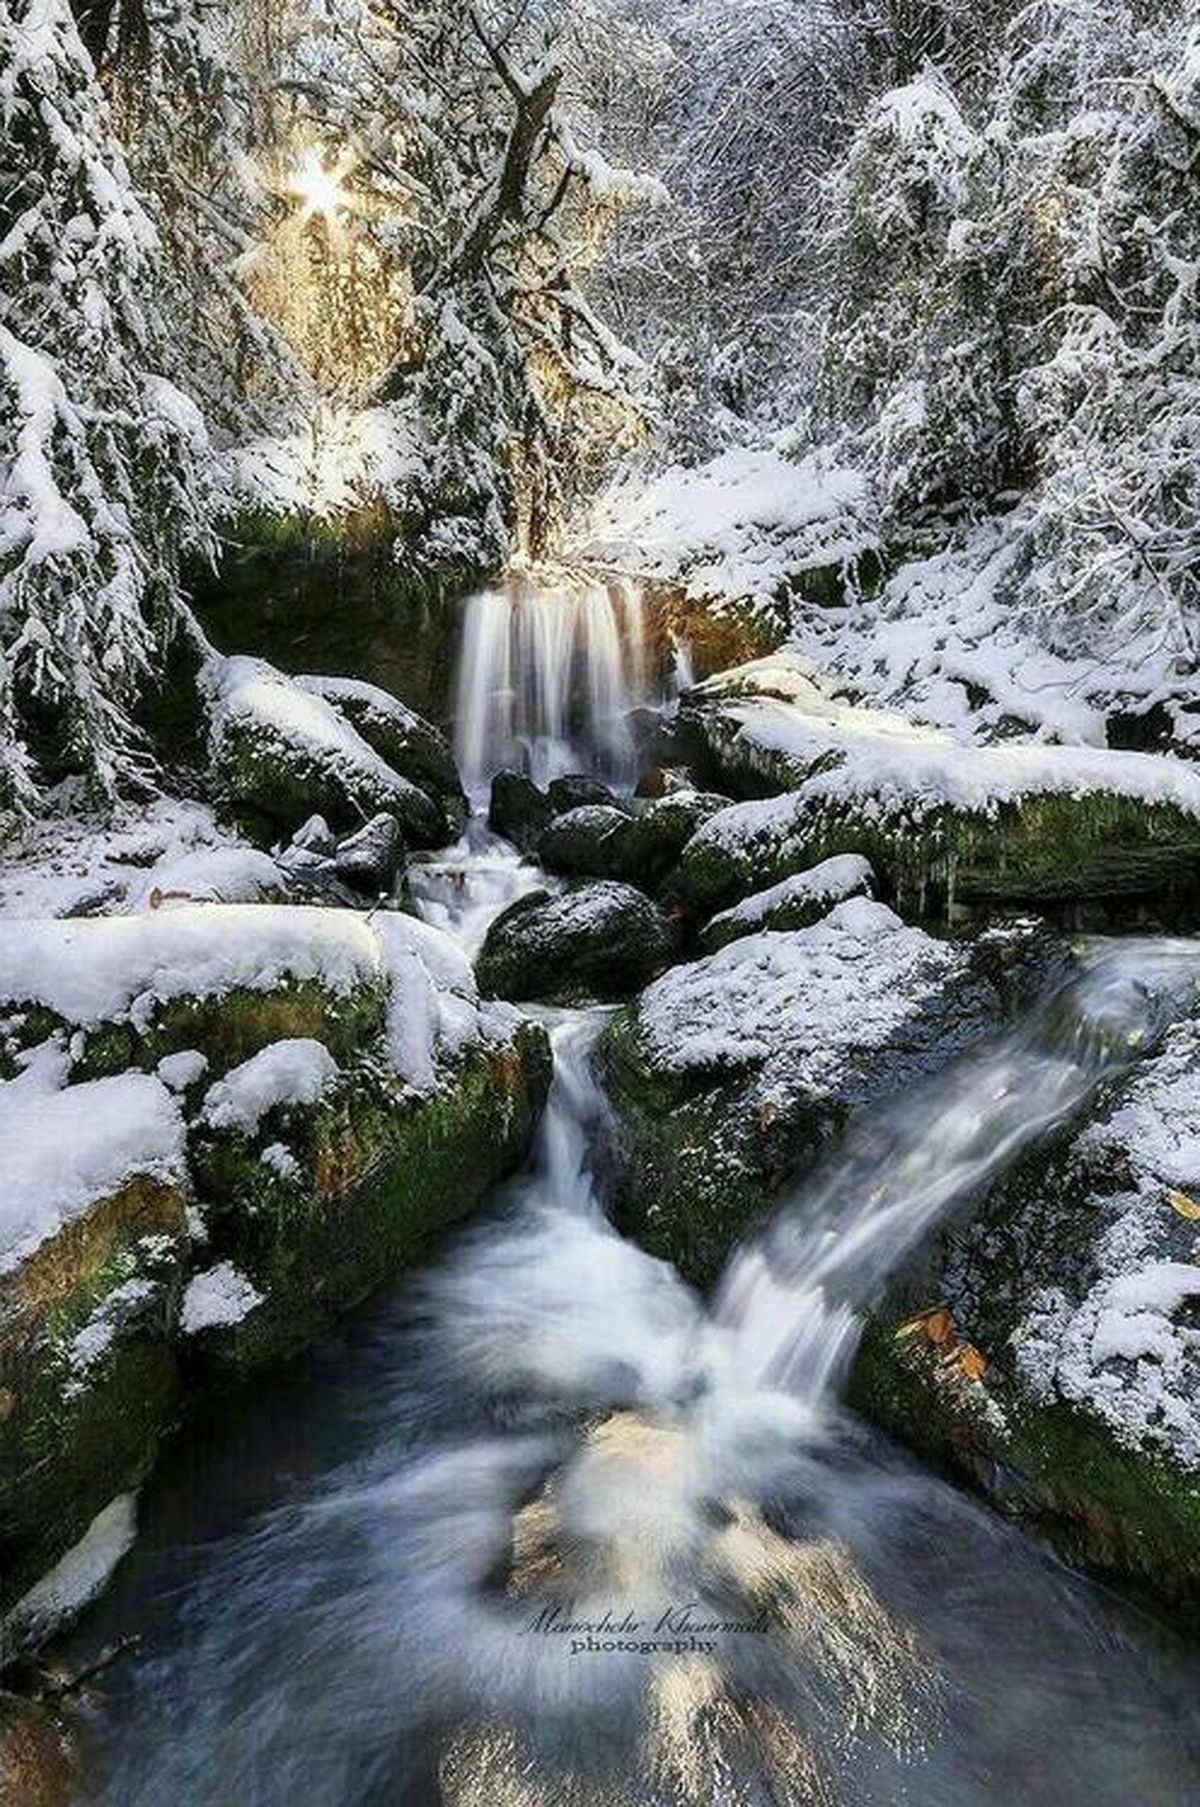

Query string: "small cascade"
[453, 570, 651, 792]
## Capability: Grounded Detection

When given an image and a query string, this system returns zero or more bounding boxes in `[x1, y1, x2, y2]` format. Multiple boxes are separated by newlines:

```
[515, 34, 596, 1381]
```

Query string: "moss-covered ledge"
[187, 1022, 552, 1372]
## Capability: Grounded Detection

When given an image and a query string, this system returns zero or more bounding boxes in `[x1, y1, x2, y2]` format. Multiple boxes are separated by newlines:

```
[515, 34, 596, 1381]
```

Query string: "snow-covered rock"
[295, 673, 466, 832]
[600, 904, 1062, 1280]
[676, 652, 1200, 921]
[202, 654, 452, 845]
[0, 896, 552, 1623]
[853, 1009, 1200, 1597]
[700, 855, 875, 952]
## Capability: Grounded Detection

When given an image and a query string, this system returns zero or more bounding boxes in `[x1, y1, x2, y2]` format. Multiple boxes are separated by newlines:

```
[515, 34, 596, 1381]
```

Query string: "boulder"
[547, 773, 627, 815]
[333, 812, 406, 896]
[476, 882, 678, 1004]
[489, 770, 553, 851]
[851, 1006, 1200, 1607]
[0, 904, 552, 1620]
[599, 906, 1065, 1284]
[537, 805, 634, 880]
[202, 655, 451, 846]
[296, 673, 468, 834]
[537, 792, 731, 893]
[700, 854, 875, 952]
[0, 1075, 188, 1616]
[674, 654, 1200, 925]
[620, 790, 731, 893]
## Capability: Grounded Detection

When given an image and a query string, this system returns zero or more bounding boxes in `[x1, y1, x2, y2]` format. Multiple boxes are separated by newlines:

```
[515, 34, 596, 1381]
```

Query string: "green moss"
[850, 1315, 1200, 1613]
[189, 1024, 552, 1373]
[0, 1178, 187, 1618]
[675, 788, 1200, 927]
[211, 710, 448, 844]
[598, 1008, 830, 1286]
[71, 978, 387, 1082]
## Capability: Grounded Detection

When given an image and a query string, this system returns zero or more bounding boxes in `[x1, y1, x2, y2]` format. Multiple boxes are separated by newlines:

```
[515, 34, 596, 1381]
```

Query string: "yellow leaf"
[1168, 1189, 1200, 1221]
[895, 1306, 953, 1346]
[955, 1344, 989, 1382]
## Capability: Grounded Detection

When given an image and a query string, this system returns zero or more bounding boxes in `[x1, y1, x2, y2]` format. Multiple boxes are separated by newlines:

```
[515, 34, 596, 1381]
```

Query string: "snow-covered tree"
[0, 0, 213, 808]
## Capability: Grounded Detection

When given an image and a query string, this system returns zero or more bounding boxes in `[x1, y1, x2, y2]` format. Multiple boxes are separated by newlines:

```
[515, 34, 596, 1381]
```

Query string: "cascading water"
[68, 907, 1200, 1805]
[453, 570, 652, 793]
[54, 630, 1200, 1805]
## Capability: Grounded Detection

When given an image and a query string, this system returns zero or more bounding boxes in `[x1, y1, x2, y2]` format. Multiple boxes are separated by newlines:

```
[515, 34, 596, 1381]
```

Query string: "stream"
[58, 581, 1200, 1804]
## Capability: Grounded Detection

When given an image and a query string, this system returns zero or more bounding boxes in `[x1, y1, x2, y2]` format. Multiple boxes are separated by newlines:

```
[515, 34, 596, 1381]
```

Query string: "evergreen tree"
[0, 0, 213, 808]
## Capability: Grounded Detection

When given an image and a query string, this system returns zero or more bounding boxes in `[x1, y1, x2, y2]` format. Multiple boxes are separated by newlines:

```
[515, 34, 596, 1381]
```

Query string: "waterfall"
[453, 570, 650, 792]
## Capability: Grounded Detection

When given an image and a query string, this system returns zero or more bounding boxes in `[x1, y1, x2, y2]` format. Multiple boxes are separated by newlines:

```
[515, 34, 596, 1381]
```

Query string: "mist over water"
[65, 594, 1200, 1805]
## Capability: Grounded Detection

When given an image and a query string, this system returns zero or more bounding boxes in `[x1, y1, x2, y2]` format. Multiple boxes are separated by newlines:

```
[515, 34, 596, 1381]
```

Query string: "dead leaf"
[895, 1306, 953, 1346]
[1168, 1189, 1200, 1221]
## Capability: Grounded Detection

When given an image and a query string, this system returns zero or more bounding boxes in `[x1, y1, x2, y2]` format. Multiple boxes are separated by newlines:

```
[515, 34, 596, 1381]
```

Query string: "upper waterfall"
[453, 571, 652, 792]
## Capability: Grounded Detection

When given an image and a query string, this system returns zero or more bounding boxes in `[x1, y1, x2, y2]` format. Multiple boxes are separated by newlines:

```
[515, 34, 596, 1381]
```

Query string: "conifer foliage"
[0, 0, 211, 809]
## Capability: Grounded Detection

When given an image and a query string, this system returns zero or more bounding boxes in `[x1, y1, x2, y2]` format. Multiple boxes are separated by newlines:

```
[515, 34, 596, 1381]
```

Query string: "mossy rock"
[850, 1316, 1200, 1613]
[68, 977, 387, 1083]
[0, 1177, 187, 1619]
[536, 807, 635, 881]
[674, 787, 1200, 928]
[599, 916, 1067, 1286]
[296, 675, 467, 834]
[186, 1024, 552, 1372]
[537, 794, 730, 895]
[212, 708, 449, 846]
[849, 1008, 1200, 1612]
[476, 884, 678, 1005]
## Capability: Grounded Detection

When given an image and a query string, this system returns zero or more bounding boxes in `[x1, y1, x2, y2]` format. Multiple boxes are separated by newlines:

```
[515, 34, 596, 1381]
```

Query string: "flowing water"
[454, 570, 652, 791]
[54, 588, 1200, 1804]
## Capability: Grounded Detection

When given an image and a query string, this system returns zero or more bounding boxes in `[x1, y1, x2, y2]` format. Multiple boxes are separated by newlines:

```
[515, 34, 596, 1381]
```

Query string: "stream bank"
[6, 561, 1200, 1803]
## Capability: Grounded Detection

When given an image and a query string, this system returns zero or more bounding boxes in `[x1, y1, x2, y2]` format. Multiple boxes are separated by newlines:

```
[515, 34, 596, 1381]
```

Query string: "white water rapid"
[453, 570, 652, 792]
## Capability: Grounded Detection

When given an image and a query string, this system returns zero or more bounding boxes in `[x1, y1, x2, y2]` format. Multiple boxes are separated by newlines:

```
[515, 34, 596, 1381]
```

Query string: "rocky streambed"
[5, 592, 1200, 1799]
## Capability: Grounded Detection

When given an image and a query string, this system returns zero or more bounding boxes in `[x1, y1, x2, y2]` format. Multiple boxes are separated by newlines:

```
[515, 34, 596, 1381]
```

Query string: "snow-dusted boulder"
[675, 654, 1200, 923]
[295, 673, 467, 834]
[476, 882, 678, 1004]
[600, 903, 1062, 1281]
[537, 792, 731, 892]
[202, 655, 452, 846]
[0, 1068, 188, 1615]
[853, 1011, 1200, 1601]
[700, 854, 875, 952]
[536, 804, 636, 880]
[0, 902, 550, 1616]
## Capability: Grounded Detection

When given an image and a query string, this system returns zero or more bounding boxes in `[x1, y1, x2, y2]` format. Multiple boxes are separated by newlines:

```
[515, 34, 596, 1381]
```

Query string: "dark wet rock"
[547, 773, 628, 816]
[333, 813, 406, 895]
[599, 909, 1067, 1285]
[537, 806, 634, 880]
[851, 1005, 1200, 1610]
[538, 792, 731, 894]
[476, 882, 678, 1004]
[488, 770, 553, 851]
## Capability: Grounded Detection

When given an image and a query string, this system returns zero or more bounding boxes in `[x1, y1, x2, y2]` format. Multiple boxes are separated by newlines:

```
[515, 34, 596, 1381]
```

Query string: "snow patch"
[181, 1261, 264, 1334]
[200, 1037, 340, 1135]
[0, 1071, 185, 1274]
[6, 1494, 138, 1641]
